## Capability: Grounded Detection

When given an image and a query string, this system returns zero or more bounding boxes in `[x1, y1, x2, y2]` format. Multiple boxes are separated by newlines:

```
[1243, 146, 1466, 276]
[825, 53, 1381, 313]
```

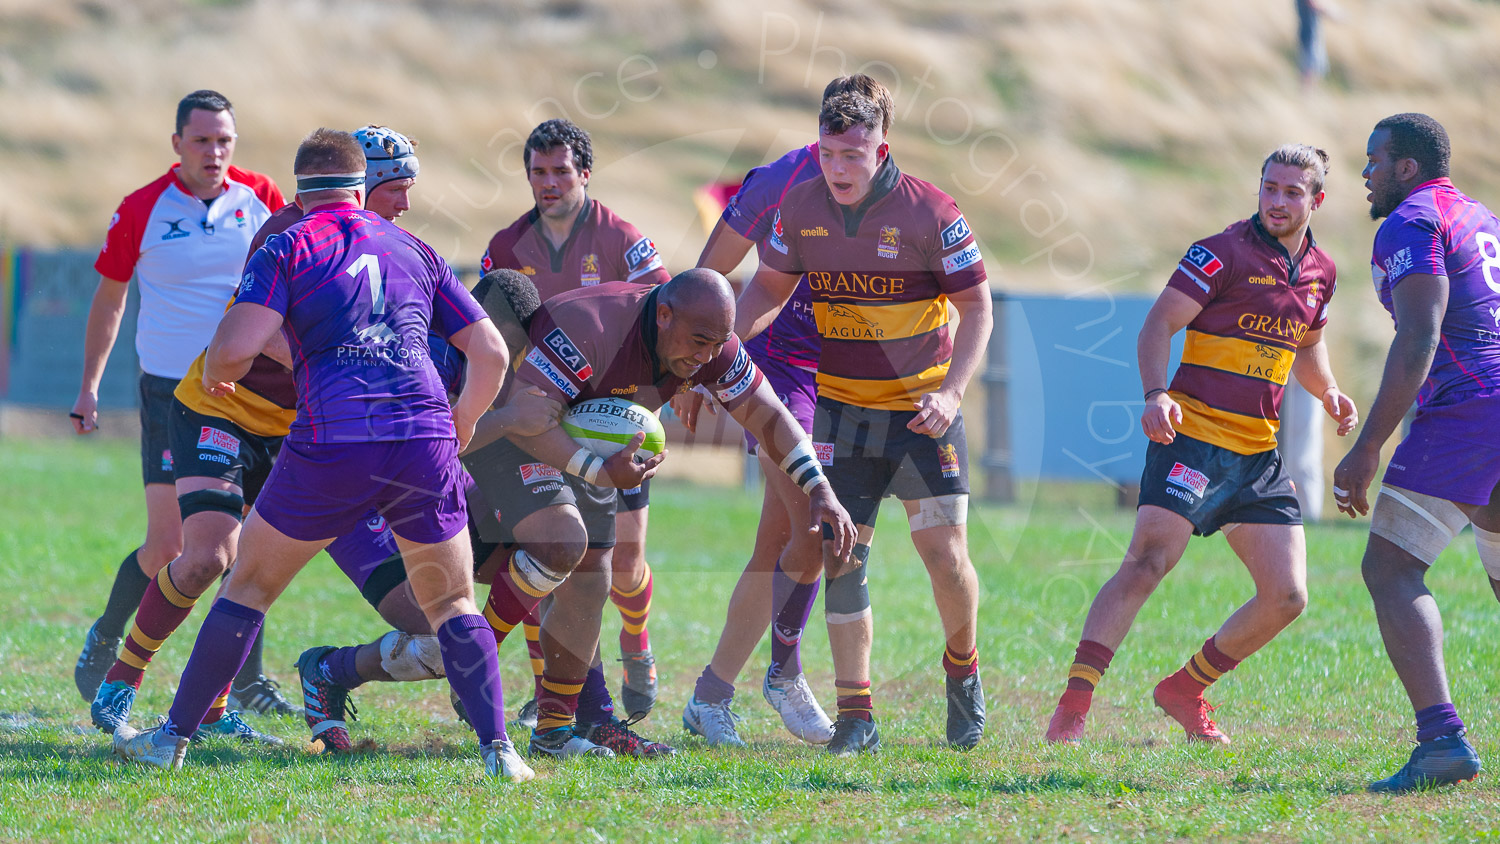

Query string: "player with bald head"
[464, 269, 858, 760]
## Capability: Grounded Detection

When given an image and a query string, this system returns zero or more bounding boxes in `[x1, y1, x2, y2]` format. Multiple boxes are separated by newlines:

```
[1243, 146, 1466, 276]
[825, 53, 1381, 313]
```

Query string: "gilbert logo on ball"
[562, 397, 667, 461]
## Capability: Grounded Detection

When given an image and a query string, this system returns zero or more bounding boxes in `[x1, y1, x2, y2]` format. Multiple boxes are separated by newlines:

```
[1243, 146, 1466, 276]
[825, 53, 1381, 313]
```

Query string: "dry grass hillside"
[3, 0, 1500, 388]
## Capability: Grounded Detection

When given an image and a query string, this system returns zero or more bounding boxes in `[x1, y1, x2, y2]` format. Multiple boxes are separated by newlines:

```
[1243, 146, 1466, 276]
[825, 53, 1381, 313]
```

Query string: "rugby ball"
[561, 397, 666, 461]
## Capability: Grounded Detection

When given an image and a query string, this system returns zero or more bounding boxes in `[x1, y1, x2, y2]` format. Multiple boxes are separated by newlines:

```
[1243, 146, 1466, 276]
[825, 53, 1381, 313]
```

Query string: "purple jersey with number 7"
[235, 202, 486, 443]
[1373, 178, 1500, 408]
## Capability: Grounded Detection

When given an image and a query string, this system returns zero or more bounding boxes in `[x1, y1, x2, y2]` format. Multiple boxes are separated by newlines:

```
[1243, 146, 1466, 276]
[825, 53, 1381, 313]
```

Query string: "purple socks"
[165, 598, 263, 738]
[769, 557, 819, 678]
[438, 614, 505, 746]
[693, 665, 735, 704]
[1415, 702, 1465, 742]
[575, 663, 615, 728]
[319, 645, 365, 690]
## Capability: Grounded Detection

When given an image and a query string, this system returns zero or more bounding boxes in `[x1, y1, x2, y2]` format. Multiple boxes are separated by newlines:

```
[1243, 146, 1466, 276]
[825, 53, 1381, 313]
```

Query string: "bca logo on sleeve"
[543, 328, 593, 380]
[939, 215, 971, 251]
[1183, 244, 1223, 277]
[625, 237, 660, 271]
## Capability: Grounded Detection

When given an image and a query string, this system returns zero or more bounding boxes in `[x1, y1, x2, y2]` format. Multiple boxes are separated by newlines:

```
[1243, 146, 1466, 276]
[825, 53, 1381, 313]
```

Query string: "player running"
[1333, 113, 1500, 793]
[481, 118, 671, 723]
[72, 90, 288, 712]
[113, 128, 522, 780]
[679, 75, 894, 747]
[463, 269, 857, 760]
[735, 78, 993, 754]
[1045, 144, 1358, 745]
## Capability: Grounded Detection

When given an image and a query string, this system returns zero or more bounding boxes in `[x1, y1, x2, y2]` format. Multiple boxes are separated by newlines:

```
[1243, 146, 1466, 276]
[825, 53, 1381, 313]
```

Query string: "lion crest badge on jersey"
[877, 225, 901, 259]
[938, 443, 961, 478]
[581, 253, 601, 286]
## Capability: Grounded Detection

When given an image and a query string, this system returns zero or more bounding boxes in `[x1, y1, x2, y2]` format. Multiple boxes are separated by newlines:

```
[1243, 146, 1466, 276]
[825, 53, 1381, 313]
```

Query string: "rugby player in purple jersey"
[113, 129, 525, 780]
[1335, 113, 1500, 793]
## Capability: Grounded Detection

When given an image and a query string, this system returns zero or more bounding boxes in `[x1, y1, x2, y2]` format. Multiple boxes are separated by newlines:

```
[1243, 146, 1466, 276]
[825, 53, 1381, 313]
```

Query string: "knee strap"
[1475, 525, 1500, 580]
[178, 488, 246, 521]
[378, 631, 447, 681]
[825, 543, 872, 624]
[908, 494, 969, 531]
[1371, 485, 1468, 566]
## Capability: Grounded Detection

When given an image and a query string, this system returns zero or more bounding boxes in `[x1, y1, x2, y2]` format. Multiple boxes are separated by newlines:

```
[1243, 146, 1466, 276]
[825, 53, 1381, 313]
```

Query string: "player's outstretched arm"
[204, 302, 285, 398]
[72, 276, 131, 434]
[734, 265, 801, 343]
[446, 318, 508, 451]
[728, 377, 857, 561]
[463, 386, 562, 455]
[1333, 273, 1448, 517]
[910, 283, 993, 437]
[1291, 328, 1358, 436]
[696, 218, 756, 276]
[1137, 287, 1203, 444]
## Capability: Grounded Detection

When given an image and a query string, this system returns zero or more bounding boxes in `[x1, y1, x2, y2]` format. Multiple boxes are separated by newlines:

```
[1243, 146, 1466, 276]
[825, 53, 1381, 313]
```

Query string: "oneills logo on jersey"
[581, 253, 601, 286]
[1248, 274, 1276, 286]
[801, 226, 829, 237]
[940, 215, 971, 250]
[769, 210, 788, 254]
[543, 328, 593, 379]
[877, 226, 901, 259]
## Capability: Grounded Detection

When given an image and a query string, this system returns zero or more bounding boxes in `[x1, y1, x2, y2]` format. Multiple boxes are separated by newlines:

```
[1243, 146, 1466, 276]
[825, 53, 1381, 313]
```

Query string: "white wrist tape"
[779, 440, 827, 495]
[565, 448, 602, 485]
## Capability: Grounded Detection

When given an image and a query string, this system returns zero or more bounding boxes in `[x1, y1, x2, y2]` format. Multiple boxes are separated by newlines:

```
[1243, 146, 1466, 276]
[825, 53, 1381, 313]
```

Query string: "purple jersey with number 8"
[236, 202, 486, 443]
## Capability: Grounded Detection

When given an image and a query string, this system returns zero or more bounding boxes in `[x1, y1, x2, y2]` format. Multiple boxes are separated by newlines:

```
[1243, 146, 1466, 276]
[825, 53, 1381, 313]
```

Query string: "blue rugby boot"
[1369, 731, 1481, 793]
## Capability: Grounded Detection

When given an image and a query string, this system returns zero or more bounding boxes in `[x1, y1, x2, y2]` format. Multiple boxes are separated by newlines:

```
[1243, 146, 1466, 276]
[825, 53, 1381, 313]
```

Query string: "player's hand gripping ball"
[561, 397, 666, 461]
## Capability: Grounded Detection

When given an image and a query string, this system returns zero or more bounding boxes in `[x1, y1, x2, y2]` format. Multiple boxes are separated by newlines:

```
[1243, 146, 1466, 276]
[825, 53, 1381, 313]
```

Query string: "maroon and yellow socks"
[104, 565, 200, 689]
[202, 687, 230, 725]
[165, 598, 263, 739]
[942, 645, 979, 679]
[693, 665, 735, 705]
[438, 615, 505, 745]
[769, 560, 819, 678]
[482, 550, 548, 647]
[835, 679, 873, 722]
[611, 563, 653, 654]
[1178, 636, 1240, 689]
[536, 673, 585, 733]
[526, 623, 546, 701]
[1066, 640, 1115, 693]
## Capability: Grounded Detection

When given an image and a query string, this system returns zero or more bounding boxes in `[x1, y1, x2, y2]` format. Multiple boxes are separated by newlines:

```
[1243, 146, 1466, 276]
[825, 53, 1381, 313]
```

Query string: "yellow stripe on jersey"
[812, 299, 950, 344]
[174, 352, 295, 438]
[1180, 330, 1296, 386]
[818, 361, 952, 411]
[1170, 392, 1279, 456]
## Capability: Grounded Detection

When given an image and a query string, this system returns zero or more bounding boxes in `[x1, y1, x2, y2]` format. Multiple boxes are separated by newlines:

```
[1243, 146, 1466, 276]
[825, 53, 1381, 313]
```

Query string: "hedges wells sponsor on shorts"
[813, 442, 834, 466]
[525, 347, 581, 398]
[198, 427, 241, 457]
[1166, 462, 1210, 497]
[520, 462, 563, 485]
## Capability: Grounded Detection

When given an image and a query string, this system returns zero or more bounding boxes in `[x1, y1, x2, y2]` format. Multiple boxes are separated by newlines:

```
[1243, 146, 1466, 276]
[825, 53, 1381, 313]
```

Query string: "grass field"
[3, 437, 1500, 842]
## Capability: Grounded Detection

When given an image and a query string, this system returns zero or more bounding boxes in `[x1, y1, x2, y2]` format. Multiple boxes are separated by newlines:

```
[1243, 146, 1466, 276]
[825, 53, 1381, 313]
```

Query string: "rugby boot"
[945, 671, 986, 750]
[579, 716, 676, 758]
[90, 680, 137, 734]
[1369, 731, 1482, 793]
[483, 738, 536, 783]
[827, 715, 880, 756]
[513, 697, 539, 730]
[763, 669, 834, 745]
[528, 726, 615, 759]
[74, 620, 121, 703]
[682, 696, 747, 748]
[297, 646, 356, 753]
[620, 648, 658, 720]
[113, 723, 189, 770]
[1153, 676, 1230, 744]
[195, 711, 285, 746]
[228, 674, 304, 718]
[1044, 689, 1091, 744]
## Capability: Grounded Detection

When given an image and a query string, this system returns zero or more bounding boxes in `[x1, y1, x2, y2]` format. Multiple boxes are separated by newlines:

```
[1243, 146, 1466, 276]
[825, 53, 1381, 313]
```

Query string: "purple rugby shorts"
[1384, 393, 1500, 506]
[256, 437, 470, 545]
[744, 355, 818, 454]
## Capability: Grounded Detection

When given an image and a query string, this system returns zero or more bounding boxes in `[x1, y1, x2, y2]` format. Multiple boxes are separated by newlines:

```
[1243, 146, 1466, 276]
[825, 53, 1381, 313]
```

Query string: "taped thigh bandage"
[825, 544, 872, 624]
[1474, 525, 1500, 580]
[908, 494, 969, 531]
[1372, 485, 1469, 566]
[378, 631, 447, 681]
[178, 488, 246, 521]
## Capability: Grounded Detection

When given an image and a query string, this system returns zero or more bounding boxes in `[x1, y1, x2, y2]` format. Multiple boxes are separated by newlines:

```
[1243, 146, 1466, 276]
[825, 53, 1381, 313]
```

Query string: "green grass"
[3, 437, 1500, 842]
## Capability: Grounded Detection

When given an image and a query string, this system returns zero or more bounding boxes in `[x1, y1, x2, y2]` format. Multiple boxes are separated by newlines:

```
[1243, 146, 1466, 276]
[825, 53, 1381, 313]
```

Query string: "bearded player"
[1046, 145, 1358, 744]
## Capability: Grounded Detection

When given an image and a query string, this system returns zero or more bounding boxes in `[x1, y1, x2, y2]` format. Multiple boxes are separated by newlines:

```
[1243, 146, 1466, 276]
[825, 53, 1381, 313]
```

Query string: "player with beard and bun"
[462, 269, 856, 761]
[735, 81, 993, 755]
[679, 74, 894, 748]
[113, 129, 524, 780]
[1046, 145, 1358, 745]
[481, 118, 671, 728]
[71, 90, 286, 710]
[1335, 113, 1500, 793]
